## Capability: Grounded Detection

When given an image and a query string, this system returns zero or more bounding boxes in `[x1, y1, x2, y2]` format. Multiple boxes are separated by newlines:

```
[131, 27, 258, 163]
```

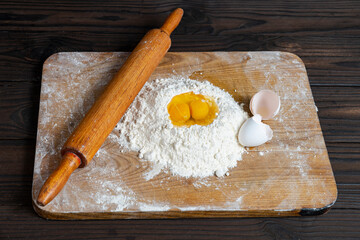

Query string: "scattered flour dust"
[115, 77, 248, 178]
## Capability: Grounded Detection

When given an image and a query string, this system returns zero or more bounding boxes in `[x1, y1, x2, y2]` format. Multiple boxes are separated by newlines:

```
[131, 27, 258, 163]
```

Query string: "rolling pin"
[37, 8, 184, 206]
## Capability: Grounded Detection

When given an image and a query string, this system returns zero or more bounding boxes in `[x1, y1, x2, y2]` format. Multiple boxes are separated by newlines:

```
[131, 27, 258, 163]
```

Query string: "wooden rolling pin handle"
[36, 152, 81, 206]
[160, 8, 184, 36]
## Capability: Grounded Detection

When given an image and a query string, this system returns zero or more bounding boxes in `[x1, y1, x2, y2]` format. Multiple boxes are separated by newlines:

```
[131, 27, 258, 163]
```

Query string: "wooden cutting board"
[32, 51, 337, 219]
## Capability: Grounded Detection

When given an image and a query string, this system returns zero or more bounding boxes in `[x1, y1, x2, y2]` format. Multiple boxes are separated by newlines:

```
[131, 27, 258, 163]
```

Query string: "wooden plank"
[1, 34, 359, 85]
[0, 82, 40, 139]
[0, 140, 35, 206]
[312, 86, 360, 143]
[31, 51, 336, 219]
[0, 1, 359, 86]
[1, 0, 359, 34]
[1, 206, 360, 239]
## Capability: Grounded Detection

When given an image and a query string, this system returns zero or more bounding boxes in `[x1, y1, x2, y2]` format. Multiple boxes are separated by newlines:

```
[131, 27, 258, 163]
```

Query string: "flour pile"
[115, 78, 248, 178]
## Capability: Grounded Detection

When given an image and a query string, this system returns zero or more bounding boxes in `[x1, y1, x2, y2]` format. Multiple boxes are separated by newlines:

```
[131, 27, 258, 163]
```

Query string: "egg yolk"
[190, 100, 209, 120]
[167, 92, 219, 127]
[168, 103, 191, 123]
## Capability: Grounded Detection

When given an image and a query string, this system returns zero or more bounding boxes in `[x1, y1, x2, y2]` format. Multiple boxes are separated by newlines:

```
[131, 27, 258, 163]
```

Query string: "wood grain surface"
[32, 51, 337, 219]
[1, 0, 359, 239]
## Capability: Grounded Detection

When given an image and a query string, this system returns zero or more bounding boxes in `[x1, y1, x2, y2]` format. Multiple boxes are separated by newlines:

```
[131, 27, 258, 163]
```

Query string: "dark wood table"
[1, 1, 359, 239]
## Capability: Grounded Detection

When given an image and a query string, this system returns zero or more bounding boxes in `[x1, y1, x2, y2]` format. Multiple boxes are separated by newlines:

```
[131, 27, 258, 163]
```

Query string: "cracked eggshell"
[238, 114, 273, 147]
[250, 90, 280, 120]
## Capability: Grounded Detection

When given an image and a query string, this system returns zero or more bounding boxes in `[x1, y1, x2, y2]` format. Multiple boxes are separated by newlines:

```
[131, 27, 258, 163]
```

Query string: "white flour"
[115, 77, 248, 178]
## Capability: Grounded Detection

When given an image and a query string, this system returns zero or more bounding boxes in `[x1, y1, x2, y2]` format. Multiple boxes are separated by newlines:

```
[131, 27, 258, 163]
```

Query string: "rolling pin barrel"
[37, 8, 184, 206]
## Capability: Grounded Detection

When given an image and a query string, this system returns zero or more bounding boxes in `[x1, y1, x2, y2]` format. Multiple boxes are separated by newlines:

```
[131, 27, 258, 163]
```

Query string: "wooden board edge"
[32, 199, 337, 220]
[31, 201, 294, 220]
[32, 178, 338, 220]
[299, 189, 337, 216]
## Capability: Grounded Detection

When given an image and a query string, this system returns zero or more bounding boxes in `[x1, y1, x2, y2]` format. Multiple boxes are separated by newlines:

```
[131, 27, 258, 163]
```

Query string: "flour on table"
[115, 77, 248, 178]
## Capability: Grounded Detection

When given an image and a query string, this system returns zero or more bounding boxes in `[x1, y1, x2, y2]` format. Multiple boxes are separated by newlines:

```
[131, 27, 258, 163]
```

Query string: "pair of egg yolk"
[167, 92, 219, 127]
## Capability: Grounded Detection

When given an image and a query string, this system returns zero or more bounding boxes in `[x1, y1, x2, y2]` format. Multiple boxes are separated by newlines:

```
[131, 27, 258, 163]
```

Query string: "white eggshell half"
[250, 90, 280, 120]
[238, 114, 273, 147]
